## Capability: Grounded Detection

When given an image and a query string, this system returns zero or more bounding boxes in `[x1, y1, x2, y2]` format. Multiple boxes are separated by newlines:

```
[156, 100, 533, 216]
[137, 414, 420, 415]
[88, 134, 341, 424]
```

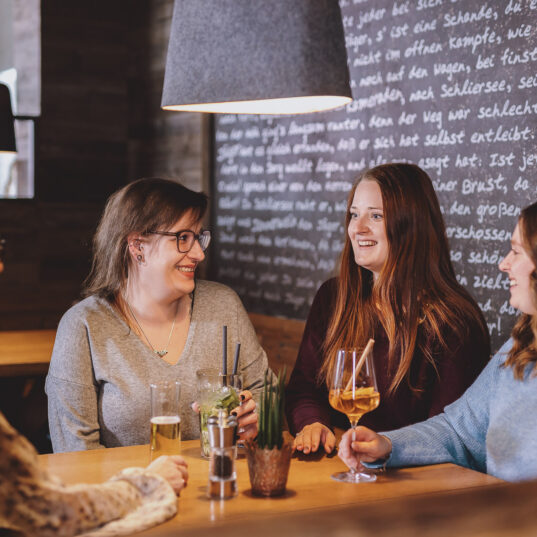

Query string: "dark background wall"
[0, 0, 206, 331]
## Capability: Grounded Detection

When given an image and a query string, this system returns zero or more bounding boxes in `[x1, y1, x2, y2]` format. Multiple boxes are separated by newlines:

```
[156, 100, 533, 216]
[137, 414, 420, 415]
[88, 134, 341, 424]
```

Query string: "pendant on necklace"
[124, 298, 177, 360]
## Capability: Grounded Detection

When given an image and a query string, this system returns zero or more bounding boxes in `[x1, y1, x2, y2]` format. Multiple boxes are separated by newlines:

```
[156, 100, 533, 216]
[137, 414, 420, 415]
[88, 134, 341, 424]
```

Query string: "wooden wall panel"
[249, 313, 305, 382]
[37, 1, 130, 202]
[0, 201, 100, 329]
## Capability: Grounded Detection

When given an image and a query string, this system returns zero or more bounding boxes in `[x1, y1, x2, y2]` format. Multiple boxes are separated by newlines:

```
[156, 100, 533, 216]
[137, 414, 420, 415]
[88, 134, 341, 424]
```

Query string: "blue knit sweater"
[384, 339, 537, 482]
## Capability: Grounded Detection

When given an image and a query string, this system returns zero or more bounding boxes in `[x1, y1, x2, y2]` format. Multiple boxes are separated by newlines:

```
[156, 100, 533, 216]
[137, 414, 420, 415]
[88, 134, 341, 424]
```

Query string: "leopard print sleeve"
[0, 413, 176, 537]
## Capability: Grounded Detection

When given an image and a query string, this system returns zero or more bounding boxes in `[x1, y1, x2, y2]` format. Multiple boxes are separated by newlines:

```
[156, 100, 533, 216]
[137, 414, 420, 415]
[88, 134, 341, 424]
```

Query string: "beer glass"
[150, 380, 181, 460]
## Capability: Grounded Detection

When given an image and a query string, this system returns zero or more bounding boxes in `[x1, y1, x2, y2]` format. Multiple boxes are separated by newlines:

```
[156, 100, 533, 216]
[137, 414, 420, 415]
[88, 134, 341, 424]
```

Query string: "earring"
[136, 254, 144, 264]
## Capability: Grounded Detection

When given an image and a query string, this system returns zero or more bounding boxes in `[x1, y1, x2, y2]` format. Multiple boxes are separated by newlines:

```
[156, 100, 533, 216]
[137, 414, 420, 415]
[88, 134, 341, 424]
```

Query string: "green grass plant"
[256, 368, 286, 450]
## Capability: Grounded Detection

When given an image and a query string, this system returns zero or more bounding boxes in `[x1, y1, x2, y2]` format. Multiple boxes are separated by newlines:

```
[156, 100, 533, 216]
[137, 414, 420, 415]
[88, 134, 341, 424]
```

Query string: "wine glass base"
[331, 471, 377, 483]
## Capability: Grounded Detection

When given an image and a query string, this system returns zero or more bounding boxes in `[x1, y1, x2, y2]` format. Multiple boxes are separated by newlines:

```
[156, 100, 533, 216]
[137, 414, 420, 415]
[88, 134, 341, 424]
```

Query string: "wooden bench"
[248, 313, 305, 382]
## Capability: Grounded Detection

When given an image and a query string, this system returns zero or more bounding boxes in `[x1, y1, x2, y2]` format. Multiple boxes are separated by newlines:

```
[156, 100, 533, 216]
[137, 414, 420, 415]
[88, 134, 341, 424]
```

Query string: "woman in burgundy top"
[286, 163, 490, 455]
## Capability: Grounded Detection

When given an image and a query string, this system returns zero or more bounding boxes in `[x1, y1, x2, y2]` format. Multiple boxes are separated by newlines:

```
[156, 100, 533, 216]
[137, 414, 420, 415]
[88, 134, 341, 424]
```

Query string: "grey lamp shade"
[0, 84, 17, 153]
[161, 0, 352, 114]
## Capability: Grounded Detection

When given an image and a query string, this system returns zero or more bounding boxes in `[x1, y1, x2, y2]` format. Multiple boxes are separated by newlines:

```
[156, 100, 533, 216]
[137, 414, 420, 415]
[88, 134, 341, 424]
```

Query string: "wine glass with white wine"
[328, 340, 379, 483]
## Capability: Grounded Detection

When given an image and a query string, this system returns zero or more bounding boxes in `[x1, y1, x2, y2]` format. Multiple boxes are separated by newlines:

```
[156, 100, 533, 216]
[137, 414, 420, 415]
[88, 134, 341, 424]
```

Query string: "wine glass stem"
[350, 420, 359, 479]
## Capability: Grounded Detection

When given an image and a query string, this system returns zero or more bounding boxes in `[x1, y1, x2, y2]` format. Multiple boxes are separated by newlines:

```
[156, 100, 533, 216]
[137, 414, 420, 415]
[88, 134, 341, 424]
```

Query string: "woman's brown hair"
[320, 163, 490, 394]
[503, 201, 537, 379]
[83, 178, 208, 302]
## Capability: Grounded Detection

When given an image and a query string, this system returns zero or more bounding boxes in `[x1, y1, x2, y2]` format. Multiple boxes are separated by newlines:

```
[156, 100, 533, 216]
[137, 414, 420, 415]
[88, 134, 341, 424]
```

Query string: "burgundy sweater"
[285, 279, 491, 435]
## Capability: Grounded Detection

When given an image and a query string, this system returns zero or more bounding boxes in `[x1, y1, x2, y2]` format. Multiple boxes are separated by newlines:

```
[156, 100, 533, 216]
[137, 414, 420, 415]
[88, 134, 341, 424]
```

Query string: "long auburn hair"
[320, 163, 489, 394]
[503, 201, 537, 379]
[83, 178, 208, 302]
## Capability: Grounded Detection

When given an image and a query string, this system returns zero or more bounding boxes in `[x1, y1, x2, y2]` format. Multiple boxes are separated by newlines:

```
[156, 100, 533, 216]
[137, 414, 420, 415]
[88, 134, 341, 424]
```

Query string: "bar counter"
[39, 439, 506, 536]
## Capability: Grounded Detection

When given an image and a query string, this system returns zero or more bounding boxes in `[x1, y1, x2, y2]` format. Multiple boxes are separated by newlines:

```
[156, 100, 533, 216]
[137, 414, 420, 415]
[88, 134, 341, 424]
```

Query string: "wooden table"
[0, 329, 55, 376]
[39, 440, 502, 536]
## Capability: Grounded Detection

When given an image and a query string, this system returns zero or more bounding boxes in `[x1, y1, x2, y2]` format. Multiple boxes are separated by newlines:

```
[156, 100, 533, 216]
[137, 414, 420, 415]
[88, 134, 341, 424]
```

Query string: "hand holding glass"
[197, 370, 242, 458]
[328, 342, 379, 483]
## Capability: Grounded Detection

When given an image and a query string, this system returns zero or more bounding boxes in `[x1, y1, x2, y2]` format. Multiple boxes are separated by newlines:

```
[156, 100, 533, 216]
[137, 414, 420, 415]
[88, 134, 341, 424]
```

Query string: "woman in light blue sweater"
[338, 200, 537, 482]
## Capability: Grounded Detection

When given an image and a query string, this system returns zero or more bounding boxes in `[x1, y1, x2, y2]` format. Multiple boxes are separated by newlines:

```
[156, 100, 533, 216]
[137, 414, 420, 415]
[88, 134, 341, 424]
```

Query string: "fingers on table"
[172, 461, 189, 482]
[295, 428, 307, 451]
[165, 455, 189, 480]
[295, 424, 335, 454]
[171, 475, 187, 495]
[296, 425, 319, 453]
[323, 429, 336, 454]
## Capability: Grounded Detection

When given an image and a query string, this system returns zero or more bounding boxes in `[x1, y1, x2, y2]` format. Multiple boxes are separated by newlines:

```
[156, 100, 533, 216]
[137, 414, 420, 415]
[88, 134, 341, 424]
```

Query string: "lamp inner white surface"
[163, 96, 352, 115]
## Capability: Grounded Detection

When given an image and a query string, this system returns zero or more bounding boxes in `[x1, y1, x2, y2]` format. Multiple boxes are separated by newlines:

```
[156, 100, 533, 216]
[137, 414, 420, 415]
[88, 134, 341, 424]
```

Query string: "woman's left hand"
[231, 390, 258, 440]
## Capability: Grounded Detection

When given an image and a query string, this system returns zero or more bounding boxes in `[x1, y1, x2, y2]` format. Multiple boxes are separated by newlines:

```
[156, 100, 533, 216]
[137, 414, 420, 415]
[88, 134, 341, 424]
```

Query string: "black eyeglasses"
[147, 229, 211, 253]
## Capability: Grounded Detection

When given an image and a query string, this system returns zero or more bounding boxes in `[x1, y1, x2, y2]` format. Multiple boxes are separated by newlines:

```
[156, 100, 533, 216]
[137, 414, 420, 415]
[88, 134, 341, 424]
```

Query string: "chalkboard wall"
[212, 0, 537, 352]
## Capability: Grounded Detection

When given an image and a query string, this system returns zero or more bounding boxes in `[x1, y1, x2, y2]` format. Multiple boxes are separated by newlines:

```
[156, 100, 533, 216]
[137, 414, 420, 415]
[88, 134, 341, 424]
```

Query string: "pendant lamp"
[161, 0, 352, 115]
[0, 84, 17, 153]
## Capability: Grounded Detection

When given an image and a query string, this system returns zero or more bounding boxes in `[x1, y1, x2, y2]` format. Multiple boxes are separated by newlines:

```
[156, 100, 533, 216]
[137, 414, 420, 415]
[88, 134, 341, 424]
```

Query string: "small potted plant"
[245, 368, 292, 497]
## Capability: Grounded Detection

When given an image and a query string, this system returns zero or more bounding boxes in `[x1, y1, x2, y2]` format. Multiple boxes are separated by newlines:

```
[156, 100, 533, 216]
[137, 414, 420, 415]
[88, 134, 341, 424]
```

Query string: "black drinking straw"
[232, 342, 241, 375]
[222, 325, 227, 386]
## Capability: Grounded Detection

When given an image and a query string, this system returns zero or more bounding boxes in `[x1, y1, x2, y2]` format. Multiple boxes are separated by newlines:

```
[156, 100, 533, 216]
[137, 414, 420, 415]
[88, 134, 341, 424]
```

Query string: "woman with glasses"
[46, 178, 267, 452]
[286, 163, 490, 455]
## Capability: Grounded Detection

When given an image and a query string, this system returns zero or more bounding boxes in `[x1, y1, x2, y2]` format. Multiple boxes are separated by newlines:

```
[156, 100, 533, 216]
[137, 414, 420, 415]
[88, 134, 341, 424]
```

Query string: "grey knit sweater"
[45, 280, 268, 452]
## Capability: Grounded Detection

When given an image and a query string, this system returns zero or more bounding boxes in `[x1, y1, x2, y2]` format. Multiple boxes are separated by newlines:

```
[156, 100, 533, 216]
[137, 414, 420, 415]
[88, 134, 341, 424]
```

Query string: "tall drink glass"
[197, 369, 242, 458]
[150, 380, 181, 461]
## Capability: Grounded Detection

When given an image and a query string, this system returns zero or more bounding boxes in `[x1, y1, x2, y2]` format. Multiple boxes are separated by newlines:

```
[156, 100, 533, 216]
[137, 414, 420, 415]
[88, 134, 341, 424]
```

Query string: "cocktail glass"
[197, 369, 242, 458]
[328, 347, 379, 483]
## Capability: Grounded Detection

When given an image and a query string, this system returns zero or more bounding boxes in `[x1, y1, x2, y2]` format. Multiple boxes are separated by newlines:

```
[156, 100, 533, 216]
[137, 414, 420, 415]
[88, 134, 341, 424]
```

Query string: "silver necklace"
[124, 299, 177, 358]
